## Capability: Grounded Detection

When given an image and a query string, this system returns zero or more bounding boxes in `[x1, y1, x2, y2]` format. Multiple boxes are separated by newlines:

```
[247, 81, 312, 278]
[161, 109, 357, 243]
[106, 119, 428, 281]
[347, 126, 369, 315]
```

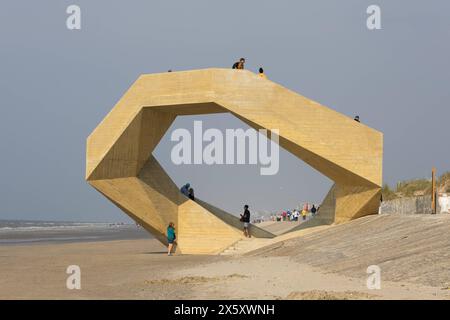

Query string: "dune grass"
[382, 171, 450, 200]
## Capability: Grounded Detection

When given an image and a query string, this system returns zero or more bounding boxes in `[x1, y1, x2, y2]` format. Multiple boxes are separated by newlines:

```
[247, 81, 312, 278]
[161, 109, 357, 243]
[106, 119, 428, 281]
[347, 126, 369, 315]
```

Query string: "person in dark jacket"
[188, 188, 195, 201]
[232, 58, 245, 69]
[240, 205, 251, 238]
[180, 183, 190, 197]
[311, 205, 317, 216]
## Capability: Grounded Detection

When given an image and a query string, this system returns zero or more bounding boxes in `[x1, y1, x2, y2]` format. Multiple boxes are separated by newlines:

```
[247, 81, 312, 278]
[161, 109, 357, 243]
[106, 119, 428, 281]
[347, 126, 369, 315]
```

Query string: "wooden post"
[431, 167, 436, 214]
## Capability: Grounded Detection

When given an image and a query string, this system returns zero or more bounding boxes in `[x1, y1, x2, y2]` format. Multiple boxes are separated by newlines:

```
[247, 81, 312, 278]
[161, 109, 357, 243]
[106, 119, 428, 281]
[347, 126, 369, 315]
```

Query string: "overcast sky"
[0, 1, 449, 222]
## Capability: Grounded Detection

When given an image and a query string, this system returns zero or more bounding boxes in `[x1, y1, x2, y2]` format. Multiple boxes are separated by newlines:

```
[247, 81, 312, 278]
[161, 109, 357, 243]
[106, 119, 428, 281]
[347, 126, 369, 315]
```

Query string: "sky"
[0, 1, 449, 222]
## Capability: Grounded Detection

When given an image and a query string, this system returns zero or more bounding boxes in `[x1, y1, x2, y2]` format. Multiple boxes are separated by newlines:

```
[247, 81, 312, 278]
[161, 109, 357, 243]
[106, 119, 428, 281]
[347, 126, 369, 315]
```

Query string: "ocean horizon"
[0, 219, 151, 245]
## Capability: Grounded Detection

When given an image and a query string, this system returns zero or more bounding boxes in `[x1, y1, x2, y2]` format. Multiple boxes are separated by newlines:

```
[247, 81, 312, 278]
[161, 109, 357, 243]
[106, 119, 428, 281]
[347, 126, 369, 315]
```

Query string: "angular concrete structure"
[86, 68, 383, 254]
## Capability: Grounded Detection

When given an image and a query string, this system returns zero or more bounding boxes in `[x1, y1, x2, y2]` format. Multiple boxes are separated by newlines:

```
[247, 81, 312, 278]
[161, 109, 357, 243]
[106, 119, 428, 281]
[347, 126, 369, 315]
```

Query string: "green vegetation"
[381, 184, 397, 201]
[382, 171, 450, 200]
[438, 171, 450, 193]
[396, 178, 432, 197]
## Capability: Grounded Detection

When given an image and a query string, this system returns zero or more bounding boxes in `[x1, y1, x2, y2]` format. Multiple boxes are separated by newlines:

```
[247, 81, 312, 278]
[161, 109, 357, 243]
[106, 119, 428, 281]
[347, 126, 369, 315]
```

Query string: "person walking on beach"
[301, 208, 307, 221]
[232, 58, 245, 69]
[311, 205, 317, 217]
[258, 67, 267, 79]
[167, 222, 176, 256]
[240, 205, 251, 238]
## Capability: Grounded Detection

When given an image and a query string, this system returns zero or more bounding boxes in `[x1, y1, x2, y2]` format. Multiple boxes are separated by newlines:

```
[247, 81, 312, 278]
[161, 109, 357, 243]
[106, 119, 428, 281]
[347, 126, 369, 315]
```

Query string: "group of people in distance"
[271, 204, 318, 222]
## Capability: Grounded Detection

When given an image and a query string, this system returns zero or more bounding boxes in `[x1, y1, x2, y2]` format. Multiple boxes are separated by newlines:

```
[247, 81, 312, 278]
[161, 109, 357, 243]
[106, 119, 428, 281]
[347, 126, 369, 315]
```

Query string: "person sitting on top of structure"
[232, 58, 245, 69]
[258, 67, 267, 79]
[188, 188, 195, 201]
[180, 183, 190, 197]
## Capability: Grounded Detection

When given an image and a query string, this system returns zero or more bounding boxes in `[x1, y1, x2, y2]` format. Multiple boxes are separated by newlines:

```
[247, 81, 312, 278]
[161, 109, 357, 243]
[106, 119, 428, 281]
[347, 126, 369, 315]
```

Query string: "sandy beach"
[1, 214, 449, 300]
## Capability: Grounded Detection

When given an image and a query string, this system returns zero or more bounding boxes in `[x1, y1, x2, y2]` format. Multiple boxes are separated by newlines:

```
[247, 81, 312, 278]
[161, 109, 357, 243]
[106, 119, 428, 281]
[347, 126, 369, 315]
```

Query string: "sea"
[0, 219, 151, 245]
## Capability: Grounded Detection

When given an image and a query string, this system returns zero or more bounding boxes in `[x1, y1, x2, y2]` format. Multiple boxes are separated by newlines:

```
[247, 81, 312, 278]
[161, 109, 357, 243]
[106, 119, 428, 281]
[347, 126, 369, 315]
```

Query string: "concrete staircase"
[219, 237, 272, 256]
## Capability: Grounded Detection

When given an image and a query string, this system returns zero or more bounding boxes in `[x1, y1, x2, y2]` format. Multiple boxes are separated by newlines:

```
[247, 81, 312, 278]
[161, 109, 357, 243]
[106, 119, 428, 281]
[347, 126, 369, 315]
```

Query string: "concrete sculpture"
[86, 69, 383, 254]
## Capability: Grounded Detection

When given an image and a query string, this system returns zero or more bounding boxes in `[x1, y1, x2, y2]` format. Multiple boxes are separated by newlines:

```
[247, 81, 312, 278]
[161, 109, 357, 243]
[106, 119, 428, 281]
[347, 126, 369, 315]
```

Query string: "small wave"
[0, 223, 134, 233]
[0, 236, 102, 244]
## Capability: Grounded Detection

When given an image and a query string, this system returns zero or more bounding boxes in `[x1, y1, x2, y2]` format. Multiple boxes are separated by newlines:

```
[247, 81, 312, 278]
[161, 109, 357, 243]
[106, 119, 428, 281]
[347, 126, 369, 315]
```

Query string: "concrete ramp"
[194, 198, 275, 239]
[177, 199, 243, 255]
[255, 221, 301, 236]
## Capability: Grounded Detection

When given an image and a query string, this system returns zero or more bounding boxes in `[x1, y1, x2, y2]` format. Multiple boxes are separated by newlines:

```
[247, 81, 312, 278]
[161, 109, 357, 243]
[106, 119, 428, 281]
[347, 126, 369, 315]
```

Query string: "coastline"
[0, 220, 151, 246]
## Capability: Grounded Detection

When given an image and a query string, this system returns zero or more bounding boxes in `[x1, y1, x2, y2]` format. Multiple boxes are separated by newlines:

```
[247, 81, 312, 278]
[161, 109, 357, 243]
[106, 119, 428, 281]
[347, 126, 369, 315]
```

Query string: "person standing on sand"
[167, 222, 176, 256]
[240, 205, 251, 238]
[301, 208, 307, 221]
[311, 205, 317, 217]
